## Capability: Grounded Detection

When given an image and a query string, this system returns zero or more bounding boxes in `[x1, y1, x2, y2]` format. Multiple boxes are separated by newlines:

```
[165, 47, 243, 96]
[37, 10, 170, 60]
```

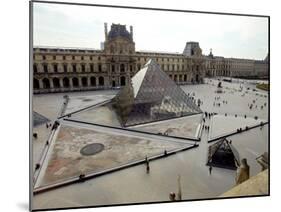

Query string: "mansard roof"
[108, 24, 132, 41]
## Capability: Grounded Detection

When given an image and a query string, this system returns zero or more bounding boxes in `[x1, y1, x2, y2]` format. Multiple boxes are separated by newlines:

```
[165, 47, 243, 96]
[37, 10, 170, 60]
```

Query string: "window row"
[137, 57, 183, 63]
[33, 76, 105, 89]
[35, 54, 184, 63]
[35, 55, 102, 61]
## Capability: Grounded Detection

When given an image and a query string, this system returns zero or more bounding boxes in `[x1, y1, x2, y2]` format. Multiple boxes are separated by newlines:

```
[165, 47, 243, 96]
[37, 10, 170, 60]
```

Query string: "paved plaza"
[32, 78, 269, 210]
[35, 123, 191, 188]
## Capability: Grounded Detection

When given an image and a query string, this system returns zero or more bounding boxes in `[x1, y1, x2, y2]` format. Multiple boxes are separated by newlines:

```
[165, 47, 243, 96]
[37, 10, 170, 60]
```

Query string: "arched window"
[179, 75, 182, 82]
[53, 78, 60, 88]
[33, 78, 39, 89]
[112, 65, 115, 72]
[63, 77, 70, 88]
[81, 77, 87, 87]
[72, 77, 79, 87]
[196, 74, 199, 83]
[42, 78, 50, 89]
[81, 64, 85, 72]
[53, 64, 58, 73]
[63, 64, 68, 73]
[120, 64, 125, 72]
[120, 76, 126, 86]
[43, 64, 48, 73]
[98, 76, 104, 86]
[73, 64, 77, 72]
[90, 76, 96, 86]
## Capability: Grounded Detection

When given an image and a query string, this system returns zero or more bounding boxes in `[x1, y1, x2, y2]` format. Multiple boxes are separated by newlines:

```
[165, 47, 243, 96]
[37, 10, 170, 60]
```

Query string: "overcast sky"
[33, 2, 268, 60]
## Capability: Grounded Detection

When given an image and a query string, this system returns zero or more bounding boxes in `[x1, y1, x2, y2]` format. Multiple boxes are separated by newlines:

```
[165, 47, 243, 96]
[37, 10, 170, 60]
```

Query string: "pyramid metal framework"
[207, 138, 240, 170]
[113, 59, 202, 127]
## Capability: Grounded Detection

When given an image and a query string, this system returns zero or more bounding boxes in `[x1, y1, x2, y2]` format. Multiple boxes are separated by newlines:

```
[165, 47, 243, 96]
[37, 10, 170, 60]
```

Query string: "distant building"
[205, 49, 268, 78]
[32, 23, 268, 93]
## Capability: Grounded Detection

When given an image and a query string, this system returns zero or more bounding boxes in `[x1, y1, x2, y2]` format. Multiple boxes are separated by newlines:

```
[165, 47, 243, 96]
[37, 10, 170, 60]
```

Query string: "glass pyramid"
[113, 59, 202, 127]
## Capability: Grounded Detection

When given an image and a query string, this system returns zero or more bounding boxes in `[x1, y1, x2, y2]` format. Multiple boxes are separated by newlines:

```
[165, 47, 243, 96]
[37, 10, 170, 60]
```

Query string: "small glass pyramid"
[113, 59, 202, 126]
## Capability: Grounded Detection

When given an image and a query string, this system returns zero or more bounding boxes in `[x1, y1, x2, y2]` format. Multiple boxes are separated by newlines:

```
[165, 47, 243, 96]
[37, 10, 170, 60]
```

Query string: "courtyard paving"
[130, 114, 203, 139]
[35, 123, 191, 188]
[32, 78, 269, 210]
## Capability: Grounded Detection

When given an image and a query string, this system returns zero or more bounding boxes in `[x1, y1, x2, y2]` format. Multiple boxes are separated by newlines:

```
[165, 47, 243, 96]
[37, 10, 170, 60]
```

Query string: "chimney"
[104, 23, 108, 41]
[130, 25, 133, 40]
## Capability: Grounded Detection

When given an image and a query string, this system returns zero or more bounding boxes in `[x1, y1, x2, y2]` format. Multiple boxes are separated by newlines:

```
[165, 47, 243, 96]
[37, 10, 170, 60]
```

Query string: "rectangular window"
[54, 64, 58, 72]
[64, 64, 67, 72]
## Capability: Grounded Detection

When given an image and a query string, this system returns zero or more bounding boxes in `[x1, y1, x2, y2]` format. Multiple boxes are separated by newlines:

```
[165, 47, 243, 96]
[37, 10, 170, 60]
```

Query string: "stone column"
[105, 76, 110, 88]
[78, 77, 82, 88]
[49, 78, 54, 89]
[39, 79, 44, 89]
[69, 77, 73, 88]
[87, 77, 91, 87]
[59, 78, 64, 88]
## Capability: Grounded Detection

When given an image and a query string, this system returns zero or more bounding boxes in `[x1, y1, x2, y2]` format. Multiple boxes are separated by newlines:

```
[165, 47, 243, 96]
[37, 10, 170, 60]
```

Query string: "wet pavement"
[32, 78, 269, 210]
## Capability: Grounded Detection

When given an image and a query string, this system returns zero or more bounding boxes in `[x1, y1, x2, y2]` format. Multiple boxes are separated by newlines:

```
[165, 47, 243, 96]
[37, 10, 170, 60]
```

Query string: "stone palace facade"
[33, 23, 268, 93]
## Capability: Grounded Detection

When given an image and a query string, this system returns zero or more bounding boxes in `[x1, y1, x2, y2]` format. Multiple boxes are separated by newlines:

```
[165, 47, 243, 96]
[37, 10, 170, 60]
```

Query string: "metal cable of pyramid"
[113, 59, 202, 127]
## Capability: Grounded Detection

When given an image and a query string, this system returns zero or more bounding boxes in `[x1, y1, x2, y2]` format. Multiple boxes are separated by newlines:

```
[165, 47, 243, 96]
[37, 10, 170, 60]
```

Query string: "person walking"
[146, 160, 150, 174]
[209, 165, 213, 175]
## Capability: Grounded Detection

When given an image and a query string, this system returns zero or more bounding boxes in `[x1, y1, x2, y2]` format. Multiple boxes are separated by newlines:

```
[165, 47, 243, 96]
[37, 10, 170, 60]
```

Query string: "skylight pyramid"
[113, 59, 202, 127]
